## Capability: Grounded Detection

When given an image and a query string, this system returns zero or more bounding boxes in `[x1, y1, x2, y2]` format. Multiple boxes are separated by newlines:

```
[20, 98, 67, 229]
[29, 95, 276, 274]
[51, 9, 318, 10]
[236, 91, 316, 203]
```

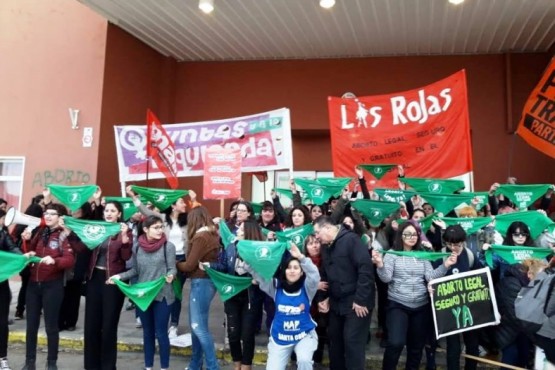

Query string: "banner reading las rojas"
[328, 70, 473, 186]
[114, 108, 293, 182]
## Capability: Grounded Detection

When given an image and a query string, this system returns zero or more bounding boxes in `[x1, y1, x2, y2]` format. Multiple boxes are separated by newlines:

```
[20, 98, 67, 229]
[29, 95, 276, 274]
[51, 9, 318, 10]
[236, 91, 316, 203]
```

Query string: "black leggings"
[0, 281, 11, 358]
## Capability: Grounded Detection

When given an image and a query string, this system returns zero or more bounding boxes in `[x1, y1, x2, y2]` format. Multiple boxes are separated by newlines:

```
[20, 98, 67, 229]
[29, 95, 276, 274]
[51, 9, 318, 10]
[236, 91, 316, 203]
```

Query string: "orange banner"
[328, 70, 473, 187]
[516, 58, 555, 159]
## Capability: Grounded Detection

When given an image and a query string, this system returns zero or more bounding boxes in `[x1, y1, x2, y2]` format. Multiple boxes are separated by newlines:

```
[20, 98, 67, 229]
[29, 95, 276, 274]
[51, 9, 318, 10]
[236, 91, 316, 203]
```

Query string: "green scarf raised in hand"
[359, 164, 396, 180]
[484, 245, 553, 268]
[236, 240, 288, 280]
[351, 199, 400, 227]
[399, 178, 465, 194]
[374, 188, 416, 203]
[495, 184, 553, 209]
[63, 216, 122, 249]
[205, 267, 252, 302]
[131, 185, 188, 211]
[219, 220, 236, 248]
[439, 216, 493, 235]
[275, 224, 314, 252]
[494, 211, 554, 239]
[47, 184, 97, 212]
[420, 193, 475, 215]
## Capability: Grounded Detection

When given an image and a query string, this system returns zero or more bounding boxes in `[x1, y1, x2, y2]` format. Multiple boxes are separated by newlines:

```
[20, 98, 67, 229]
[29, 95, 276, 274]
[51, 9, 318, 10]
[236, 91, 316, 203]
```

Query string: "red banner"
[203, 146, 242, 200]
[146, 109, 179, 189]
[328, 70, 473, 187]
[516, 58, 555, 159]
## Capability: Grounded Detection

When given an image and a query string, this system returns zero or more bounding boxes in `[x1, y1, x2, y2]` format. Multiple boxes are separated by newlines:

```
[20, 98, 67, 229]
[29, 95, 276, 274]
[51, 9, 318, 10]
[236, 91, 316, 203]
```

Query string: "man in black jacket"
[314, 215, 375, 370]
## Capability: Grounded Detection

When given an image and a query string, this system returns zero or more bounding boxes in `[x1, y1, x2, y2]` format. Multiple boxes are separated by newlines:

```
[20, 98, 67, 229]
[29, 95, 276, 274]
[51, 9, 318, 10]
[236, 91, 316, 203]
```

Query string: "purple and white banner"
[114, 108, 293, 183]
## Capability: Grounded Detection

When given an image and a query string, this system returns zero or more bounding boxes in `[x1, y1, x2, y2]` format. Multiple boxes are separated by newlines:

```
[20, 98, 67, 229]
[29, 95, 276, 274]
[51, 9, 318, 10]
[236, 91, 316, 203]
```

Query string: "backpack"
[515, 271, 555, 335]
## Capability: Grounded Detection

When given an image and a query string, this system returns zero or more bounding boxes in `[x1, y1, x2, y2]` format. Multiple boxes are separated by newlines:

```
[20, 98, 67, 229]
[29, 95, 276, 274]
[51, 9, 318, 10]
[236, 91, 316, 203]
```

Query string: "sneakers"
[124, 300, 136, 311]
[168, 325, 178, 339]
[135, 317, 142, 328]
[0, 358, 11, 370]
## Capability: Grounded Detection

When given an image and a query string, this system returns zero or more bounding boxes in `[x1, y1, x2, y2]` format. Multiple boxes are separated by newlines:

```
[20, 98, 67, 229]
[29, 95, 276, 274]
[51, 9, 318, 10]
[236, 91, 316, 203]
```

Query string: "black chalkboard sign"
[430, 267, 500, 339]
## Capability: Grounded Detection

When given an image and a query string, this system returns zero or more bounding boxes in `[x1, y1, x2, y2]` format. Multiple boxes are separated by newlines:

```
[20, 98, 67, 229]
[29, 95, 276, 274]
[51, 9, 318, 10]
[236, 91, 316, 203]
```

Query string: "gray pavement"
[6, 276, 500, 369]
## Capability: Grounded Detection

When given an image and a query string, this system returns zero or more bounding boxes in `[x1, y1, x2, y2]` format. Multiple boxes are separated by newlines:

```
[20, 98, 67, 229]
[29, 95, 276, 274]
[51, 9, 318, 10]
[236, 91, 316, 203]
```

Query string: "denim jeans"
[188, 278, 219, 370]
[138, 298, 172, 369]
[170, 254, 186, 326]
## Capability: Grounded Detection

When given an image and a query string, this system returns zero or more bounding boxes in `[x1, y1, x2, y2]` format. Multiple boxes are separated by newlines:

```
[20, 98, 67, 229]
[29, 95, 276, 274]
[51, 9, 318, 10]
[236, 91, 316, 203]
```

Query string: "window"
[0, 157, 25, 210]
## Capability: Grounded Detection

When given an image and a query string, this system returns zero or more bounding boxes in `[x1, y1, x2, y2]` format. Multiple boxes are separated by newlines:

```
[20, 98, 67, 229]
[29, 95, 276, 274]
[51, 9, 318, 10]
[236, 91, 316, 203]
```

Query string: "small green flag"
[251, 202, 264, 217]
[439, 216, 493, 235]
[113, 276, 166, 311]
[494, 184, 553, 209]
[275, 224, 314, 251]
[205, 267, 252, 302]
[219, 220, 236, 248]
[104, 196, 139, 221]
[399, 178, 465, 194]
[47, 184, 97, 212]
[484, 245, 553, 268]
[420, 193, 475, 215]
[351, 199, 400, 226]
[383, 250, 451, 261]
[0, 251, 41, 283]
[172, 278, 183, 301]
[294, 178, 349, 205]
[494, 211, 554, 239]
[374, 188, 417, 203]
[63, 216, 122, 249]
[274, 188, 310, 204]
[359, 164, 396, 180]
[236, 240, 288, 280]
[131, 185, 188, 211]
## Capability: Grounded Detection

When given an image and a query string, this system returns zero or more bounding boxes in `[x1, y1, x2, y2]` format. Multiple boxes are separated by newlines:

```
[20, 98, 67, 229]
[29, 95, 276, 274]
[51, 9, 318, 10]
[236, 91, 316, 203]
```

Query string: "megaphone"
[4, 207, 42, 230]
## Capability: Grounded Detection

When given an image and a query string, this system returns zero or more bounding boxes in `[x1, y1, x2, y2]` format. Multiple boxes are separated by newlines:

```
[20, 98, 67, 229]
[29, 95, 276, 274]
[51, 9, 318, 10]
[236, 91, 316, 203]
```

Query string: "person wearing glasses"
[372, 221, 457, 370]
[481, 221, 535, 281]
[61, 200, 132, 370]
[109, 215, 176, 370]
[20, 204, 76, 370]
[433, 225, 482, 370]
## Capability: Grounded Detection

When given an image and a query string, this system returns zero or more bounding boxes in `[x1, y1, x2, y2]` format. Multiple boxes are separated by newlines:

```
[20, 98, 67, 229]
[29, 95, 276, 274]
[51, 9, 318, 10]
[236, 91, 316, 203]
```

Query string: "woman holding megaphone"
[20, 203, 75, 370]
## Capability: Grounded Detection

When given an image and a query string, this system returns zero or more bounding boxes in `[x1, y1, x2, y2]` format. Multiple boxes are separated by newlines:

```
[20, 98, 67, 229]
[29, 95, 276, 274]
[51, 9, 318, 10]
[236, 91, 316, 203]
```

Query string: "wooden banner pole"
[436, 348, 527, 370]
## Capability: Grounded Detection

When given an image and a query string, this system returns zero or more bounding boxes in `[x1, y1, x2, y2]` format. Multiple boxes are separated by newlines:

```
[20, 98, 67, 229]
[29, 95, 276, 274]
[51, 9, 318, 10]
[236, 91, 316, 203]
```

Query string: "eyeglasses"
[236, 209, 248, 213]
[512, 232, 529, 237]
[149, 225, 164, 230]
[43, 212, 59, 217]
[445, 242, 463, 248]
[402, 233, 418, 239]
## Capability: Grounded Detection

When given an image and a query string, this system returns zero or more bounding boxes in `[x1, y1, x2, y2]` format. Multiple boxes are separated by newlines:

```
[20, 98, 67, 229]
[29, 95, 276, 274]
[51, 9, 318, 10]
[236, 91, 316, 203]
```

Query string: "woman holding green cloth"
[60, 200, 132, 370]
[109, 215, 176, 370]
[0, 209, 21, 370]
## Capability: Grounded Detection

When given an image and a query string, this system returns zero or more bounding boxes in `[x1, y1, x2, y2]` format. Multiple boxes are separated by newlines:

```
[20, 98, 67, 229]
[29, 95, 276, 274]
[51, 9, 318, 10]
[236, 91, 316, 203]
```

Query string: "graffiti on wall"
[32, 169, 91, 188]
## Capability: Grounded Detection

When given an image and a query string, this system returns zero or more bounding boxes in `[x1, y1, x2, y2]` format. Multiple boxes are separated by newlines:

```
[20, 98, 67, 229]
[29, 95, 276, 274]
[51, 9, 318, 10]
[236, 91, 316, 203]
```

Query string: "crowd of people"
[0, 166, 554, 370]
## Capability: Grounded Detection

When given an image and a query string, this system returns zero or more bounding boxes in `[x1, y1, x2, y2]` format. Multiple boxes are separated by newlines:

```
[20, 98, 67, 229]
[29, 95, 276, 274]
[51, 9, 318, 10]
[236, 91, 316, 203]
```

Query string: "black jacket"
[321, 226, 375, 314]
[495, 264, 529, 349]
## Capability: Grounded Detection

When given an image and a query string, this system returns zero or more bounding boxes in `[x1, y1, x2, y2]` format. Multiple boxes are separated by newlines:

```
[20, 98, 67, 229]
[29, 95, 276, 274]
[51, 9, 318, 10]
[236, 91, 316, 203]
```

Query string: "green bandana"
[172, 278, 183, 301]
[0, 251, 41, 283]
[104, 197, 139, 221]
[494, 211, 554, 239]
[399, 178, 465, 194]
[351, 199, 400, 227]
[113, 276, 166, 311]
[251, 202, 263, 218]
[47, 184, 97, 212]
[131, 185, 188, 211]
[236, 240, 288, 280]
[383, 250, 451, 261]
[274, 188, 310, 204]
[316, 177, 352, 188]
[205, 267, 252, 302]
[294, 178, 348, 205]
[275, 224, 314, 252]
[420, 193, 475, 215]
[218, 220, 236, 248]
[359, 164, 396, 180]
[494, 184, 553, 209]
[484, 245, 553, 268]
[374, 188, 417, 203]
[467, 192, 489, 210]
[63, 216, 122, 249]
[439, 216, 493, 235]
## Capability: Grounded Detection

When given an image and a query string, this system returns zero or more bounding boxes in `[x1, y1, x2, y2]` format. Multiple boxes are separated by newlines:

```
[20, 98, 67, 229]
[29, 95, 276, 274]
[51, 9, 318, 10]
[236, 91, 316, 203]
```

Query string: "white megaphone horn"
[4, 207, 42, 230]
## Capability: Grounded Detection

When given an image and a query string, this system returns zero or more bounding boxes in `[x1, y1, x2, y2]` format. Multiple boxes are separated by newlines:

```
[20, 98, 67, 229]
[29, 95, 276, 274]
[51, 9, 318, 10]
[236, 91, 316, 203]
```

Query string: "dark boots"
[20, 360, 35, 370]
[45, 361, 57, 370]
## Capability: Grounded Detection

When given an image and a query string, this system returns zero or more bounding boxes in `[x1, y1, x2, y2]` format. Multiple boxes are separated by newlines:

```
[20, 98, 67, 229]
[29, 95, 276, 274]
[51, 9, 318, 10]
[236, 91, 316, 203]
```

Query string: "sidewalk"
[7, 277, 493, 369]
